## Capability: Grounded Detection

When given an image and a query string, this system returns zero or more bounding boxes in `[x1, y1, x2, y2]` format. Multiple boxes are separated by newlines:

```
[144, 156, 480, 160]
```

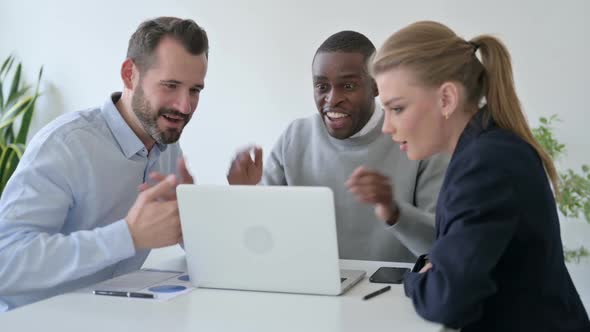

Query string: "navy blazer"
[403, 110, 590, 331]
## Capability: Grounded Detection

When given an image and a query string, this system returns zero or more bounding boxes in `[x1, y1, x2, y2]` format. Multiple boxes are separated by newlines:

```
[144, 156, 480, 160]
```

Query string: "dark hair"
[315, 30, 376, 63]
[126, 16, 209, 72]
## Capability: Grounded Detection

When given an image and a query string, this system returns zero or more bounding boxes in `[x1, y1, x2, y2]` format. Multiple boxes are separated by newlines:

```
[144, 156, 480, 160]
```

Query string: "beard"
[131, 84, 190, 144]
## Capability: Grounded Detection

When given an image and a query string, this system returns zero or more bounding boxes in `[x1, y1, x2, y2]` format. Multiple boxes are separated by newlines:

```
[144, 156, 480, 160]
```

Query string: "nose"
[325, 88, 344, 107]
[174, 90, 193, 114]
[382, 110, 396, 135]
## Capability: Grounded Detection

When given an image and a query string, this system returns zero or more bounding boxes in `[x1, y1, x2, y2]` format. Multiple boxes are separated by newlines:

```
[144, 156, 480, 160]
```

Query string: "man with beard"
[0, 17, 207, 311]
[227, 31, 448, 263]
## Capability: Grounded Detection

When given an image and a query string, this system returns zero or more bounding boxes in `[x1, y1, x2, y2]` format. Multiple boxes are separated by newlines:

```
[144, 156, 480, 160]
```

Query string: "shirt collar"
[101, 92, 167, 159]
[350, 104, 383, 138]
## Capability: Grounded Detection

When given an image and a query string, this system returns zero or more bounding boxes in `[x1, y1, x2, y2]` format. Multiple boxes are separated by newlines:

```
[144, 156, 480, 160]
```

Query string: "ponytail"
[471, 36, 560, 195]
[372, 21, 560, 195]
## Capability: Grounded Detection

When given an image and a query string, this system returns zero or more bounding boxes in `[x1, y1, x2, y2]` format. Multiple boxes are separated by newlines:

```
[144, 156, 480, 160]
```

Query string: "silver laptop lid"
[177, 185, 343, 295]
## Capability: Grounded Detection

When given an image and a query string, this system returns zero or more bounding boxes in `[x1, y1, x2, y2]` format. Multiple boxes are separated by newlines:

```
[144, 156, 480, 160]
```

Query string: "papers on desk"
[78, 268, 195, 302]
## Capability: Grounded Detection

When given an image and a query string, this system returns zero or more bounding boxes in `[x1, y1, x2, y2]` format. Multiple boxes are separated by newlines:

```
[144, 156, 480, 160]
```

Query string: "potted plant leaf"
[0, 55, 43, 195]
[533, 115, 590, 263]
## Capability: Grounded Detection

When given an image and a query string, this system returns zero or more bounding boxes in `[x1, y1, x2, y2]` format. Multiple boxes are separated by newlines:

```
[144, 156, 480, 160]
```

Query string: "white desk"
[1, 252, 441, 332]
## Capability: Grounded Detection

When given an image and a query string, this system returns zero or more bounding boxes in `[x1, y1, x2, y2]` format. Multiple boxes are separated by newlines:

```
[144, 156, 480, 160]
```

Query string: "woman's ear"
[438, 81, 459, 119]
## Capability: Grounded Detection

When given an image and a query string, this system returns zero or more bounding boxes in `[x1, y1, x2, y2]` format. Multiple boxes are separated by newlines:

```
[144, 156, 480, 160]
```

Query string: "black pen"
[93, 290, 154, 299]
[363, 285, 391, 300]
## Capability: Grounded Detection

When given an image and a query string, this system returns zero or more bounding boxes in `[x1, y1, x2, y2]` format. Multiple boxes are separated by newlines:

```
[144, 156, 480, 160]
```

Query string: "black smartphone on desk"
[369, 267, 410, 284]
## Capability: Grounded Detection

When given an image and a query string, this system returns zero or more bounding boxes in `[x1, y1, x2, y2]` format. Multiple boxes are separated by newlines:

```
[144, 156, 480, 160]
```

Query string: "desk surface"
[1, 252, 441, 332]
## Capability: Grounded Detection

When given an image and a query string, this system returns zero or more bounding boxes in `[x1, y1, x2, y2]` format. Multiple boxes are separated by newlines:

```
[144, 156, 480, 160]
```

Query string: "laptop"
[177, 185, 365, 296]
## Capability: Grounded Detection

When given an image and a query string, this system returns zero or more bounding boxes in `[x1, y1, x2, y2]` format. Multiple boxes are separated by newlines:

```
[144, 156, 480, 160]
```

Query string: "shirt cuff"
[387, 200, 423, 229]
[95, 219, 137, 263]
[387, 200, 404, 230]
[386, 200, 435, 257]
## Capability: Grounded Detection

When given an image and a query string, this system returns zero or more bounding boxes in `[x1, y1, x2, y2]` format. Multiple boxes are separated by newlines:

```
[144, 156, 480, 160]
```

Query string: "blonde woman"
[372, 21, 589, 331]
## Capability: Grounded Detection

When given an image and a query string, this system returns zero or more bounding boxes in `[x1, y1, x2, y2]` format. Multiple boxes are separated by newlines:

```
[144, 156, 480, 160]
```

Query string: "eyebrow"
[382, 96, 404, 108]
[160, 79, 205, 90]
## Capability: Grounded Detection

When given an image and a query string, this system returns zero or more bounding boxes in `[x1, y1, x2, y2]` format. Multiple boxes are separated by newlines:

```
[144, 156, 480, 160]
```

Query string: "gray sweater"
[263, 114, 449, 262]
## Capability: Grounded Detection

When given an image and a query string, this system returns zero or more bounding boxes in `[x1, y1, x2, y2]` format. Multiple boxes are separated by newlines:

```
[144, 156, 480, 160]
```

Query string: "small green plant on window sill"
[532, 115, 590, 263]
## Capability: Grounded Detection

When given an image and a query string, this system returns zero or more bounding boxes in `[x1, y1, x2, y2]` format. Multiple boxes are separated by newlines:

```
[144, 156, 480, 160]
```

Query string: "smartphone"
[369, 267, 410, 284]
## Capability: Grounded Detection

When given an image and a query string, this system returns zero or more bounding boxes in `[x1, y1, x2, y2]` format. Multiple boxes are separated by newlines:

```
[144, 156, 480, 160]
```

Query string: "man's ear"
[438, 81, 459, 118]
[371, 78, 379, 98]
[121, 58, 136, 90]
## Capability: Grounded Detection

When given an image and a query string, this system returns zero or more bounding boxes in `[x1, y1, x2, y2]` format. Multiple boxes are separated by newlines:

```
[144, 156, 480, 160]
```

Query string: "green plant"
[564, 246, 589, 264]
[0, 55, 43, 194]
[533, 115, 590, 222]
[532, 115, 590, 262]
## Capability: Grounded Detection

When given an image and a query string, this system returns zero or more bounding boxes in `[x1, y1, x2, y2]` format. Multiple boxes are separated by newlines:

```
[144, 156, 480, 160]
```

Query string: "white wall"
[2, 0, 590, 309]
[1, 0, 589, 184]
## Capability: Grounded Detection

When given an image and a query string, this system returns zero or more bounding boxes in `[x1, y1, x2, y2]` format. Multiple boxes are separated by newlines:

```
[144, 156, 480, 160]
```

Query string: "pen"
[93, 290, 154, 299]
[363, 285, 391, 300]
